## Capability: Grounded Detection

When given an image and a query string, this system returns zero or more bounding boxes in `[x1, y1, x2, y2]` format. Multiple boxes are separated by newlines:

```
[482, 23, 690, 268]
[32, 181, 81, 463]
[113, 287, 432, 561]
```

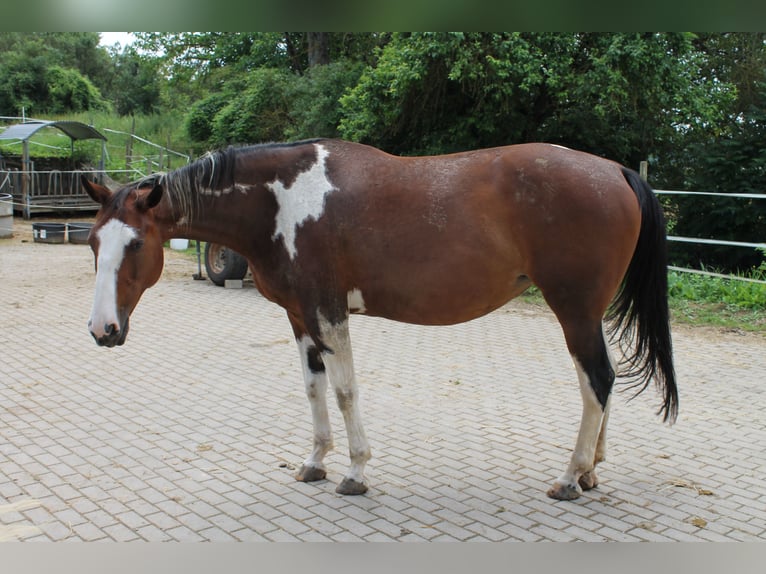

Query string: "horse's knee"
[335, 388, 355, 412]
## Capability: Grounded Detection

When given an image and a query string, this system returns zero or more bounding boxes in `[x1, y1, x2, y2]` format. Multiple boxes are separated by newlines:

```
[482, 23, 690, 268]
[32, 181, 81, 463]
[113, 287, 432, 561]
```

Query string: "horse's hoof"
[336, 477, 368, 495]
[547, 481, 582, 501]
[296, 464, 327, 483]
[578, 470, 599, 491]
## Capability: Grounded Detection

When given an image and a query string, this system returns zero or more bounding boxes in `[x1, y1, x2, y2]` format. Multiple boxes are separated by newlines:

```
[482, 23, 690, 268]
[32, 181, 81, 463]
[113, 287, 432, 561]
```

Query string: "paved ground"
[1, 219, 765, 542]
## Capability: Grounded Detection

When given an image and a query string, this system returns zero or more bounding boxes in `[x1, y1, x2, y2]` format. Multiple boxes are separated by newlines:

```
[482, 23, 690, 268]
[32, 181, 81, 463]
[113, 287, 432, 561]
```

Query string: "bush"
[284, 60, 365, 140]
[186, 93, 230, 143]
[185, 62, 364, 148]
[45, 66, 109, 113]
[209, 68, 294, 147]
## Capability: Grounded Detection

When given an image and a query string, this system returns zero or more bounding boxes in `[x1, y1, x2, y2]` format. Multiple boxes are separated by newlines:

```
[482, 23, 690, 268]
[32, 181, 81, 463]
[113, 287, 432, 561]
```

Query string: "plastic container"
[169, 238, 190, 250]
[67, 222, 93, 244]
[0, 193, 12, 238]
[32, 222, 67, 244]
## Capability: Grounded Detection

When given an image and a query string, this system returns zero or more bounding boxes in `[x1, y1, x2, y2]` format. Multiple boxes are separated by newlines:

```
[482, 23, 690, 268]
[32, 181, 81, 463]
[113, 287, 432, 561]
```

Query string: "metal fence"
[0, 167, 102, 219]
[655, 189, 766, 285]
[0, 167, 155, 219]
[1, 116, 190, 219]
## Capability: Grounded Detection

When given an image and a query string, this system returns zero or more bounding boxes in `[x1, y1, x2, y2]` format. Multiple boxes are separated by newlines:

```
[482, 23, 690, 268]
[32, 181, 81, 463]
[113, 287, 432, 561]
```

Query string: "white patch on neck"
[268, 144, 336, 260]
[347, 289, 366, 314]
[89, 219, 137, 338]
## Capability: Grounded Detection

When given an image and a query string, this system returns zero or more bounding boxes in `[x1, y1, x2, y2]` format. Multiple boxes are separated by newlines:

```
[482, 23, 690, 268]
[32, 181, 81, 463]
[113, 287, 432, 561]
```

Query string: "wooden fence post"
[125, 116, 135, 172]
[639, 160, 648, 181]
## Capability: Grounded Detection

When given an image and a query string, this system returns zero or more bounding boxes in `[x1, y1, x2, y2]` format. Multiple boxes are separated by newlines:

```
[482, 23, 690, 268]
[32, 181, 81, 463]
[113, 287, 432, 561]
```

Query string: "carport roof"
[0, 120, 106, 142]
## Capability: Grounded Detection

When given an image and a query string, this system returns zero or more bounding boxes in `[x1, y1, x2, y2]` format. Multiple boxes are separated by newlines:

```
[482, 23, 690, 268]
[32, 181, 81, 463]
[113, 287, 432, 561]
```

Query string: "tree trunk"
[307, 32, 330, 67]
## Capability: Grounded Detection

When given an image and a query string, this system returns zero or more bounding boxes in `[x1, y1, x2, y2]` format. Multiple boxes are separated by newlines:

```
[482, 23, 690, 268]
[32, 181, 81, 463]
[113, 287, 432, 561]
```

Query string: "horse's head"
[82, 176, 166, 347]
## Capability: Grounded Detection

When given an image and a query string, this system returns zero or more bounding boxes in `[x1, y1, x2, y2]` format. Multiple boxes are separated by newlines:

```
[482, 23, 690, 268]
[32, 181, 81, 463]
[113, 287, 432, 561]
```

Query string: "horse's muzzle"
[90, 318, 130, 347]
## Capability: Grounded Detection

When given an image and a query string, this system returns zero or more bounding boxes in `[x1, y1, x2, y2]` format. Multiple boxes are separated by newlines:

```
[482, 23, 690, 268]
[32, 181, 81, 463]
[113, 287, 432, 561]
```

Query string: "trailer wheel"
[204, 242, 248, 286]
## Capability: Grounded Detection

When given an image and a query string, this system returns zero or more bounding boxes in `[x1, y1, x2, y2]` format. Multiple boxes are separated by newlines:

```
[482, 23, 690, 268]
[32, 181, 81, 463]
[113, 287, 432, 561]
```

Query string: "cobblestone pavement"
[1, 221, 765, 542]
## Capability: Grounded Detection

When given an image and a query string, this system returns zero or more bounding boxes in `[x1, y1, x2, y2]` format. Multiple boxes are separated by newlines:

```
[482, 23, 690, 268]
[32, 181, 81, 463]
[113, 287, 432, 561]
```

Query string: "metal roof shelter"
[0, 120, 107, 218]
[0, 120, 107, 143]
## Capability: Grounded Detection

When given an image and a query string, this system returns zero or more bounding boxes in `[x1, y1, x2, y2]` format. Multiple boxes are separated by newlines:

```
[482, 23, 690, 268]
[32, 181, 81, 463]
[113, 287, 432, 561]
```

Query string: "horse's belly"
[355, 264, 532, 326]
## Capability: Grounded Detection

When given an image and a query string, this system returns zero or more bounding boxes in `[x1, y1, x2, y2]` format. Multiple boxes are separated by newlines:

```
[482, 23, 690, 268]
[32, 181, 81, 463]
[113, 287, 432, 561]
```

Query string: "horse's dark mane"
[165, 139, 325, 194]
[128, 139, 325, 224]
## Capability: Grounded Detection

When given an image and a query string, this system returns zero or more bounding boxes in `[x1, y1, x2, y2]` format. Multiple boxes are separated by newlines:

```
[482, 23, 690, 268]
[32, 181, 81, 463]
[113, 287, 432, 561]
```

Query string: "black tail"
[606, 168, 678, 423]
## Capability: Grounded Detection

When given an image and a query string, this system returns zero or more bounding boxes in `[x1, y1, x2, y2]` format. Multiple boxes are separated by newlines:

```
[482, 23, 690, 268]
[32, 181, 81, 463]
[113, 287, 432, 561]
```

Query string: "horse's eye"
[129, 239, 144, 252]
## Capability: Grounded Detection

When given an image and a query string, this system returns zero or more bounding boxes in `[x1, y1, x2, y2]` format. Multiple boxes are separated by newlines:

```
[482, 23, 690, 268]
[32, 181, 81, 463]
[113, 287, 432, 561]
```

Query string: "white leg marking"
[89, 219, 137, 338]
[595, 327, 617, 464]
[318, 315, 371, 487]
[595, 396, 611, 465]
[347, 288, 366, 314]
[553, 356, 605, 496]
[268, 144, 337, 260]
[296, 336, 333, 472]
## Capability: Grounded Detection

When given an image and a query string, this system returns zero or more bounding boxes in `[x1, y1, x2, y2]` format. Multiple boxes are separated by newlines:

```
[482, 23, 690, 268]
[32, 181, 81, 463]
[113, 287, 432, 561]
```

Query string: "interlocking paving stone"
[1, 226, 765, 541]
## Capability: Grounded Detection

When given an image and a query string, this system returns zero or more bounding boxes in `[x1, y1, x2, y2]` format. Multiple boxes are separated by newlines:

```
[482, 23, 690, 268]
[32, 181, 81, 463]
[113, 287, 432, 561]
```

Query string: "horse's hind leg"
[577, 326, 617, 492]
[578, 393, 611, 491]
[547, 320, 616, 501]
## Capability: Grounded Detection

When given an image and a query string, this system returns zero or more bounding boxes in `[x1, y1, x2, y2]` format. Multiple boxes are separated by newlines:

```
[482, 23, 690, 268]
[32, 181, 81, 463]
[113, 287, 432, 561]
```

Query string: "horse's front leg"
[292, 329, 334, 483]
[319, 316, 371, 495]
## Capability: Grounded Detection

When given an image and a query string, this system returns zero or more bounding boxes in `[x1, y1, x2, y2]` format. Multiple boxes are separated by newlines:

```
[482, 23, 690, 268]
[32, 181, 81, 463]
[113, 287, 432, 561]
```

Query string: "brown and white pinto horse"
[82, 139, 677, 501]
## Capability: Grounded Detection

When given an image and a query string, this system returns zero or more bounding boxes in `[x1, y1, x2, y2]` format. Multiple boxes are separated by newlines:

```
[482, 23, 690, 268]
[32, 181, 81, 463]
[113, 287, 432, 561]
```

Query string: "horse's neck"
[156, 187, 261, 255]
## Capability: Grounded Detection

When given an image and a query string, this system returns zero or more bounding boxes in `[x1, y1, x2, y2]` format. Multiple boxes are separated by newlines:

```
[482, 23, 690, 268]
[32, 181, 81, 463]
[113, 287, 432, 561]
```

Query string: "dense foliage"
[1, 32, 765, 273]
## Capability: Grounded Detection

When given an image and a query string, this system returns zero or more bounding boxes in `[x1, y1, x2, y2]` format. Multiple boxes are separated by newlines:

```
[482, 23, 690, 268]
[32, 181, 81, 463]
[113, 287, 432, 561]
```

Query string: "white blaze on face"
[267, 144, 337, 260]
[89, 218, 137, 338]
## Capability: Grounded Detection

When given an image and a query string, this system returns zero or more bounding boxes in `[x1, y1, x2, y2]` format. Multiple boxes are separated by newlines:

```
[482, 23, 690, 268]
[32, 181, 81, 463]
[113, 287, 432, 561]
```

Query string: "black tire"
[204, 242, 248, 286]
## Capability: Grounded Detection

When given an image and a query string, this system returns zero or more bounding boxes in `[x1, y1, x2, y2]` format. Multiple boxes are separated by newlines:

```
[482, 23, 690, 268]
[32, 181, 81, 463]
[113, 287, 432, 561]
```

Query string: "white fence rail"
[654, 189, 766, 285]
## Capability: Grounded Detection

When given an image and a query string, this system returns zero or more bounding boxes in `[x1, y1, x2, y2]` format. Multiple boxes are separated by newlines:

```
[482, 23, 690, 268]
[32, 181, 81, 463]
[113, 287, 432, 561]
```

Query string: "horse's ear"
[136, 184, 164, 212]
[81, 176, 112, 205]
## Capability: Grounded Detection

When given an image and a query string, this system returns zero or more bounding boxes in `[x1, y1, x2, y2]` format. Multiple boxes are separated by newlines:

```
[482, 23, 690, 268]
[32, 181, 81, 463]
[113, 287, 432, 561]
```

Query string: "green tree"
[339, 32, 726, 164]
[178, 33, 382, 147]
[0, 32, 111, 115]
[667, 33, 766, 272]
[135, 32, 386, 76]
[108, 46, 162, 116]
[0, 48, 47, 114]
